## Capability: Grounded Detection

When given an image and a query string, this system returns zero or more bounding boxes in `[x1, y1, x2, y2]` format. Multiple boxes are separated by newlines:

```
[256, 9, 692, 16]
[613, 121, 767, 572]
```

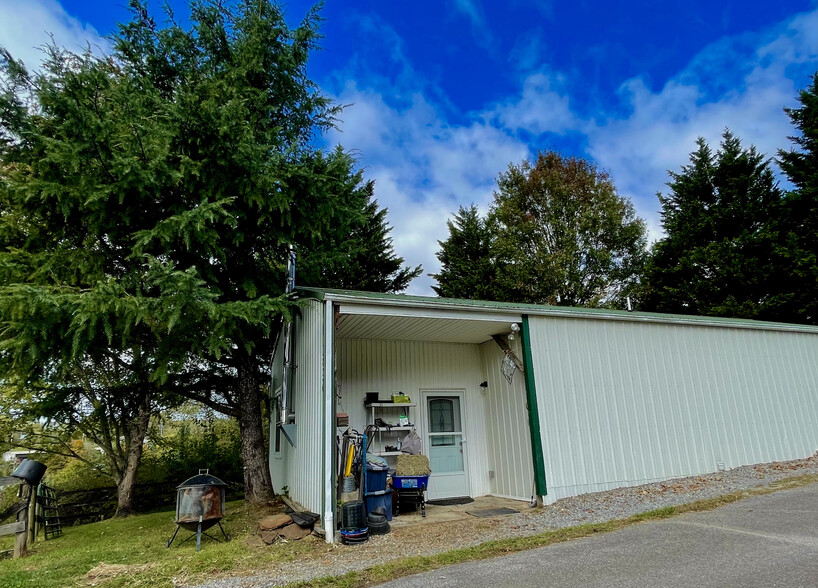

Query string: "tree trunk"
[238, 353, 275, 503]
[114, 393, 152, 516]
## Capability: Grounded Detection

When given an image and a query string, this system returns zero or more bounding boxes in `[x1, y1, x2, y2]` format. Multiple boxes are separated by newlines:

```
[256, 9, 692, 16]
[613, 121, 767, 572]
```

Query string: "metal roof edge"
[294, 287, 818, 335]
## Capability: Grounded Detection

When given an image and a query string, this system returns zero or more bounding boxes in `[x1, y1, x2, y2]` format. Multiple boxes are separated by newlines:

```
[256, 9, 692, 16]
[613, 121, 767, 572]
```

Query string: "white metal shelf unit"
[365, 402, 416, 457]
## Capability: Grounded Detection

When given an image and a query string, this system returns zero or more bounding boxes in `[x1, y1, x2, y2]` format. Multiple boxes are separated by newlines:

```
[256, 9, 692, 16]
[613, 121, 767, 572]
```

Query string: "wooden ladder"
[36, 484, 62, 540]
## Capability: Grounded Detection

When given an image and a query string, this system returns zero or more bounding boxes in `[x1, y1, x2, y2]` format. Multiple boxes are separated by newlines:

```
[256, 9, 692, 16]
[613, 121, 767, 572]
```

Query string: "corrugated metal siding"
[274, 300, 325, 513]
[479, 338, 535, 501]
[337, 339, 491, 498]
[527, 316, 818, 503]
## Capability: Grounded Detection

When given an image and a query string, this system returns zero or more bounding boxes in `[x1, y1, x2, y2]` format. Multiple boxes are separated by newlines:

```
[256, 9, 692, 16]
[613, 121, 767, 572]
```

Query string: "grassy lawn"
[0, 499, 321, 588]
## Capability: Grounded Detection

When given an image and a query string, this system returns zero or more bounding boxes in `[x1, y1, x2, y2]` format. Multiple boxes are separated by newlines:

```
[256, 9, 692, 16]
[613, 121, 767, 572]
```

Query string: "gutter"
[298, 289, 818, 336]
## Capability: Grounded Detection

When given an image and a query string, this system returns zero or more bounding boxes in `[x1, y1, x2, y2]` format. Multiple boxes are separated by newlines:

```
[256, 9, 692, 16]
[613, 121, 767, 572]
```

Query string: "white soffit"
[336, 304, 522, 344]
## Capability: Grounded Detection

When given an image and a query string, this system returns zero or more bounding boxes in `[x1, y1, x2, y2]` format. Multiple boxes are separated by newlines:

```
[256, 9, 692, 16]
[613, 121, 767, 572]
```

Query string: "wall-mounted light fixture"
[508, 322, 521, 341]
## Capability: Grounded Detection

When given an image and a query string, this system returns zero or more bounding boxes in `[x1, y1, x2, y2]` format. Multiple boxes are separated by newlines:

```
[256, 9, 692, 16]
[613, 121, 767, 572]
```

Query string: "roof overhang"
[334, 302, 522, 344]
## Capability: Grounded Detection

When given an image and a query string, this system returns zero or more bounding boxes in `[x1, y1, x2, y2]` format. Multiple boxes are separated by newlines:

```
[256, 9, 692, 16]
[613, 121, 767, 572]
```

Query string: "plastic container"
[340, 527, 369, 544]
[392, 475, 429, 490]
[365, 465, 389, 493]
[365, 491, 393, 521]
[341, 501, 366, 529]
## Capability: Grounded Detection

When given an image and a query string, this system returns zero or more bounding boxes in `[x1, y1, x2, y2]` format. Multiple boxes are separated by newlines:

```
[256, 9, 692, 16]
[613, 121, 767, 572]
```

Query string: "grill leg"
[196, 517, 202, 552]
[166, 525, 181, 548]
[218, 521, 230, 542]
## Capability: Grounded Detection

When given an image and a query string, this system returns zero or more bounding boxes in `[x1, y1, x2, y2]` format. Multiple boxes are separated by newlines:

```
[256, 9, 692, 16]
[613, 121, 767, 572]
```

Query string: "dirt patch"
[85, 562, 155, 585]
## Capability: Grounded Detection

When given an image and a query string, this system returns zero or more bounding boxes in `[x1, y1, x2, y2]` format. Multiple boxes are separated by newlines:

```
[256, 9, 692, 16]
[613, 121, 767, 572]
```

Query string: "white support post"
[323, 300, 335, 543]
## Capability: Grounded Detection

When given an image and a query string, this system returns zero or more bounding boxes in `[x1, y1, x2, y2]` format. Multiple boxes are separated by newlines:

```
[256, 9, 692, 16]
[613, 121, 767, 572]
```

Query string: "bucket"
[342, 475, 357, 492]
[12, 459, 47, 485]
[341, 501, 366, 529]
[365, 492, 393, 521]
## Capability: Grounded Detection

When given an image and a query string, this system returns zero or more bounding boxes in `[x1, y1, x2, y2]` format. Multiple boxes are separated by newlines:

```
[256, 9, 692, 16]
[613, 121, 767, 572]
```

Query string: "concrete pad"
[390, 495, 531, 528]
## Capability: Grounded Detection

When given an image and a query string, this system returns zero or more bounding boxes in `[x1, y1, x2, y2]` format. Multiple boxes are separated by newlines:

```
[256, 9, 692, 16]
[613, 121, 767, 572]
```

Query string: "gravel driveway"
[191, 453, 818, 588]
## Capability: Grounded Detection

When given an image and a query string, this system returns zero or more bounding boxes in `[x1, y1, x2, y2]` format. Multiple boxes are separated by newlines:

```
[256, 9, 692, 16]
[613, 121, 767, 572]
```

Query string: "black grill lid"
[177, 471, 227, 489]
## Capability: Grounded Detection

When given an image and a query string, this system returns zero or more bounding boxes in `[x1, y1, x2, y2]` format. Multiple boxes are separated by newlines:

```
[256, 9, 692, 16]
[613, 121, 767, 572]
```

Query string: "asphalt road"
[381, 482, 818, 588]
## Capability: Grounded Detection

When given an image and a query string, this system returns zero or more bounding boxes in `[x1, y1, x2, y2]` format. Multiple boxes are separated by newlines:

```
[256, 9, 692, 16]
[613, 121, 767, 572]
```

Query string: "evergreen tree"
[775, 73, 818, 324]
[431, 205, 496, 299]
[488, 151, 647, 307]
[0, 0, 418, 505]
[644, 131, 783, 318]
[298, 170, 421, 293]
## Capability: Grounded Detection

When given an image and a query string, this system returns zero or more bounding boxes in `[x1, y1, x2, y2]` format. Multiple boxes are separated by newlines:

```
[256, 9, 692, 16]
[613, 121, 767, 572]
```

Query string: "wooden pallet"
[36, 484, 62, 540]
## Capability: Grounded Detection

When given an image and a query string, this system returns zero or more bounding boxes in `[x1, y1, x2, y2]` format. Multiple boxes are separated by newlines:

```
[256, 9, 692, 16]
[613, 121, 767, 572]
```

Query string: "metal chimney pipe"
[286, 245, 296, 294]
[280, 245, 296, 428]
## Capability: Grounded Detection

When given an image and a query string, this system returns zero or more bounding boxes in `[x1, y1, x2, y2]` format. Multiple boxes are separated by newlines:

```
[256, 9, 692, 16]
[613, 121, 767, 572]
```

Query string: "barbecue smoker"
[166, 470, 230, 551]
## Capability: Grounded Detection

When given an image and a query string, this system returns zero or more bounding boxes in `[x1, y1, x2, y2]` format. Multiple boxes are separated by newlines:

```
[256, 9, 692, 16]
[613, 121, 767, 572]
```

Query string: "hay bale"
[395, 454, 430, 476]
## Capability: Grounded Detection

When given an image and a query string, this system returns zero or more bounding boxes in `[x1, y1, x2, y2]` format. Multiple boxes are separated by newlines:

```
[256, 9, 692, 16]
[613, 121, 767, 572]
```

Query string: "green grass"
[0, 500, 321, 588]
[0, 474, 815, 588]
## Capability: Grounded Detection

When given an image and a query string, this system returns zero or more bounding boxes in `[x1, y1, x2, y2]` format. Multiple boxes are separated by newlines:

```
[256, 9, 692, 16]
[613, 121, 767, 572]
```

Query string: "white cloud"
[330, 9, 816, 293]
[0, 0, 108, 69]
[583, 10, 817, 242]
[327, 82, 529, 294]
[487, 71, 578, 135]
[449, 0, 495, 53]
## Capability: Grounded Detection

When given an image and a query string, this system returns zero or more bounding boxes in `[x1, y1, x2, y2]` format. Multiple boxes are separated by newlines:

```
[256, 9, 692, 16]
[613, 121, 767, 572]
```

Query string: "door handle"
[459, 439, 466, 454]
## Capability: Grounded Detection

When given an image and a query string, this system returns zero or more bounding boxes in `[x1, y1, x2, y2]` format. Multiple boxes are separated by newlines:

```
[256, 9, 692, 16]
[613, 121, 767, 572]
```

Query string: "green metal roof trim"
[295, 287, 818, 335]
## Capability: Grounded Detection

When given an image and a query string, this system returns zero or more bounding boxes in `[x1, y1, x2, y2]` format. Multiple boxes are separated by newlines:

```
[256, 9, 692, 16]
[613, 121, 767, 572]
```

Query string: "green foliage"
[0, 0, 418, 502]
[644, 131, 784, 319]
[288, 155, 421, 293]
[774, 72, 818, 324]
[144, 412, 243, 485]
[26, 409, 242, 492]
[433, 152, 648, 307]
[41, 443, 113, 492]
[431, 205, 496, 300]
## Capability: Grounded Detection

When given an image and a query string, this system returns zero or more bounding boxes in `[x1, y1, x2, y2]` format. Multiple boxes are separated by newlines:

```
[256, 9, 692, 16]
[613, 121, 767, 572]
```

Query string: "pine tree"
[775, 73, 818, 324]
[0, 0, 418, 506]
[298, 161, 421, 293]
[431, 205, 496, 299]
[644, 131, 783, 318]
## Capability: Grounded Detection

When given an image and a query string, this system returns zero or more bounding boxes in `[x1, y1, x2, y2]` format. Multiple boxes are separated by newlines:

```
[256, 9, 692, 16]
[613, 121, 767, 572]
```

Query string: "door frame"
[420, 389, 471, 499]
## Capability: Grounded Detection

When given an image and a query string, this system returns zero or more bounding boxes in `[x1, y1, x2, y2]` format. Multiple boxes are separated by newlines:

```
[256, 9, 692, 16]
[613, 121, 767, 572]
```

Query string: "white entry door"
[423, 391, 470, 499]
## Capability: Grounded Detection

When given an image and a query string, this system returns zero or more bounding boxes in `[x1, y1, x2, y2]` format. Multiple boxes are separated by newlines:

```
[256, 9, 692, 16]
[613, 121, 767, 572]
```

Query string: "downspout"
[322, 300, 335, 543]
[521, 315, 548, 503]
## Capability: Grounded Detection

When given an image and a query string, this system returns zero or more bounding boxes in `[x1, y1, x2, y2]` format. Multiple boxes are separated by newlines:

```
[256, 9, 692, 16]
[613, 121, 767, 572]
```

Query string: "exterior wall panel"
[337, 339, 491, 498]
[271, 300, 325, 513]
[479, 338, 535, 501]
[527, 316, 818, 503]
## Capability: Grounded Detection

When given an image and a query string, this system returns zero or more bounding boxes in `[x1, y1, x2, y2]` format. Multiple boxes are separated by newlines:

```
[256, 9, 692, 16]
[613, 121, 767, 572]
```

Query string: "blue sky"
[0, 1, 815, 294]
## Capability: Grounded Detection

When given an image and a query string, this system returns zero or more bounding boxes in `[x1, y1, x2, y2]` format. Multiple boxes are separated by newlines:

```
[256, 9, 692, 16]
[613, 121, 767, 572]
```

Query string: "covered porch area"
[331, 294, 541, 505]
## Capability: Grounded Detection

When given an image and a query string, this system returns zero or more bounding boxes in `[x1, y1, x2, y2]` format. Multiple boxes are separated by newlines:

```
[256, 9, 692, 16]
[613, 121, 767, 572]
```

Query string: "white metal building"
[269, 288, 818, 543]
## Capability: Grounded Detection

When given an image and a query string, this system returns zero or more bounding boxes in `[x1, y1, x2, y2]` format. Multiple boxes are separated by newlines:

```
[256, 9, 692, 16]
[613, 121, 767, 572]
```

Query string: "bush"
[143, 413, 243, 486]
[39, 412, 243, 494]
